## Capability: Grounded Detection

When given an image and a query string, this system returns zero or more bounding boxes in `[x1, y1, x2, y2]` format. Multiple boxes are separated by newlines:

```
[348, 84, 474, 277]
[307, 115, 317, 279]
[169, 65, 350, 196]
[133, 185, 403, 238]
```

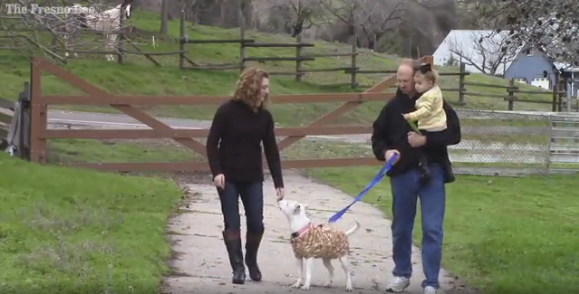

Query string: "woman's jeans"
[218, 179, 264, 234]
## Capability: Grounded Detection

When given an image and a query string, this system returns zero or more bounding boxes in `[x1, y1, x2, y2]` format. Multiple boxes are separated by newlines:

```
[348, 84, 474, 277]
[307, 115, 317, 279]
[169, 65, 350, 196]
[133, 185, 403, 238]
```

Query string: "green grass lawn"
[0, 152, 182, 294]
[47, 138, 201, 164]
[307, 167, 579, 294]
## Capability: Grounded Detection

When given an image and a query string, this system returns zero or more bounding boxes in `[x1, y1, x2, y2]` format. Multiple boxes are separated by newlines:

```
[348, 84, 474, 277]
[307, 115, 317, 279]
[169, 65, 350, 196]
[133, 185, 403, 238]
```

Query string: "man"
[371, 59, 461, 294]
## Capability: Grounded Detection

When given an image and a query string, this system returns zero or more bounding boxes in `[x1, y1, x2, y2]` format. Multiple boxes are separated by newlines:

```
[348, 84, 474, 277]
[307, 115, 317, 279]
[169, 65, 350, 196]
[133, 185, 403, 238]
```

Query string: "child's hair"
[415, 63, 439, 84]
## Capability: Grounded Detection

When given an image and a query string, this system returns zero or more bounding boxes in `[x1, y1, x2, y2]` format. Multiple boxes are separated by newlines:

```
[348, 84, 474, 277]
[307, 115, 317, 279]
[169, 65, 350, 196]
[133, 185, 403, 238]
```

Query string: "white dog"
[278, 199, 361, 291]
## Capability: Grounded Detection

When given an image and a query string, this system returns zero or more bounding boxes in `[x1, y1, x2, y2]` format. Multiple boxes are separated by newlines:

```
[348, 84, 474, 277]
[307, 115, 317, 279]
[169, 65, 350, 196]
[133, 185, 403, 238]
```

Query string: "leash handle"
[327, 153, 397, 223]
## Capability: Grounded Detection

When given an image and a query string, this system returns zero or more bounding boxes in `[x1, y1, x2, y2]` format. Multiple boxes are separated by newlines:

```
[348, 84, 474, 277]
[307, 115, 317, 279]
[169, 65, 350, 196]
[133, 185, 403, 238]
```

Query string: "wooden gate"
[549, 114, 579, 173]
[29, 57, 428, 172]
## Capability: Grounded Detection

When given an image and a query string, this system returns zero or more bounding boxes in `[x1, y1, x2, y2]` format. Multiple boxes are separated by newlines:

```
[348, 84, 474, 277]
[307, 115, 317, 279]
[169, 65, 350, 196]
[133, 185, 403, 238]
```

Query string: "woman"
[206, 67, 285, 285]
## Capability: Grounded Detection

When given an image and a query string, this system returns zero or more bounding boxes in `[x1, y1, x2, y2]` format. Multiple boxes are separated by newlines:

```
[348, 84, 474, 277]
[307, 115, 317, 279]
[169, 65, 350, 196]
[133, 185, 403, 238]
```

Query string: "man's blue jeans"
[389, 164, 446, 289]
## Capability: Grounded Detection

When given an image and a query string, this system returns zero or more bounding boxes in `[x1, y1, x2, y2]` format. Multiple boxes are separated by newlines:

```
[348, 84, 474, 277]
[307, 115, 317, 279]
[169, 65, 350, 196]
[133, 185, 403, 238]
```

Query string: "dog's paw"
[323, 282, 332, 288]
[345, 286, 353, 292]
[291, 282, 302, 288]
[300, 285, 310, 290]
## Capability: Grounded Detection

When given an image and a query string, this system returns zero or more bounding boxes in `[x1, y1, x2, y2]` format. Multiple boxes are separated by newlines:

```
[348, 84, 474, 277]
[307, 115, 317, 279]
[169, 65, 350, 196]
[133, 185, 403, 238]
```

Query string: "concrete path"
[163, 171, 469, 294]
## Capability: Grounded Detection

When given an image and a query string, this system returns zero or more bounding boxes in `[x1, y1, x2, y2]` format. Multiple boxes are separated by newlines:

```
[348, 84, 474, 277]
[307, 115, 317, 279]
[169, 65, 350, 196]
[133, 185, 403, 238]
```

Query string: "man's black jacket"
[371, 89, 462, 176]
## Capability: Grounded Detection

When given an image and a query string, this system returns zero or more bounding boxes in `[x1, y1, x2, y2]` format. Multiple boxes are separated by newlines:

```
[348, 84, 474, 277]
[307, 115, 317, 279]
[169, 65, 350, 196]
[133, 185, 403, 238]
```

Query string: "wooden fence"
[1, 54, 572, 176]
[459, 64, 570, 111]
[5, 11, 574, 110]
[176, 10, 392, 86]
[0, 97, 13, 149]
[28, 55, 437, 170]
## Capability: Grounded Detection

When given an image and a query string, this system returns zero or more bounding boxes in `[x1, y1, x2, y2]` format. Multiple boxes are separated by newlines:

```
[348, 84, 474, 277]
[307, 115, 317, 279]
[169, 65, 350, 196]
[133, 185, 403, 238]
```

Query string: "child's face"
[414, 73, 433, 94]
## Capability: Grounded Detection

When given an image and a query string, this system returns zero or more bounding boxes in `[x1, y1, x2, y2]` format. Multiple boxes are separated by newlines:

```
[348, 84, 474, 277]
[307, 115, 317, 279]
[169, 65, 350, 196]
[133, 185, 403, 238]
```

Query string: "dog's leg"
[300, 257, 314, 290]
[338, 256, 353, 292]
[322, 258, 334, 287]
[291, 257, 303, 288]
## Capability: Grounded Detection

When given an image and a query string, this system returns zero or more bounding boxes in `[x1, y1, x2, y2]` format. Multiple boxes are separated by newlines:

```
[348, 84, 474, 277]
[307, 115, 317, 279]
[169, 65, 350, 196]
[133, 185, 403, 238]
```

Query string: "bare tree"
[0, 0, 135, 63]
[358, 0, 405, 51]
[474, 0, 579, 68]
[265, 0, 324, 37]
[447, 31, 518, 75]
[451, 0, 495, 29]
[320, 0, 365, 30]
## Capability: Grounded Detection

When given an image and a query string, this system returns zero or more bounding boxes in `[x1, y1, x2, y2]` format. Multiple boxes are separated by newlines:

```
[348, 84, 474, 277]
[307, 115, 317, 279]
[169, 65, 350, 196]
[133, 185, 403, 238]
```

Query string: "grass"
[0, 10, 556, 130]
[10, 107, 574, 294]
[47, 138, 201, 164]
[44, 135, 555, 172]
[0, 152, 182, 294]
[307, 167, 579, 293]
[45, 138, 372, 165]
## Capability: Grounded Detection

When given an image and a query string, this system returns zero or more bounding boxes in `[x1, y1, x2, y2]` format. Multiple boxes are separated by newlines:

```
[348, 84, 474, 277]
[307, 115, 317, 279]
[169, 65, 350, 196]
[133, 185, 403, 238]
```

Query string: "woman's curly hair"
[232, 67, 270, 112]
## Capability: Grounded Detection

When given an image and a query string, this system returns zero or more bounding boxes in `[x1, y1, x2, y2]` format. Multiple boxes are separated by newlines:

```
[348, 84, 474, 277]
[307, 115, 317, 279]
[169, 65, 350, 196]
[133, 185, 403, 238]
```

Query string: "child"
[402, 63, 452, 183]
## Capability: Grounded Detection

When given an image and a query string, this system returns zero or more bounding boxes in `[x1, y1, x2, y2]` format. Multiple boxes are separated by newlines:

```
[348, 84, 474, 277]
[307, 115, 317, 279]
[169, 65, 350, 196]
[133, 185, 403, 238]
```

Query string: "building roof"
[555, 62, 579, 72]
[434, 30, 579, 74]
[433, 30, 523, 75]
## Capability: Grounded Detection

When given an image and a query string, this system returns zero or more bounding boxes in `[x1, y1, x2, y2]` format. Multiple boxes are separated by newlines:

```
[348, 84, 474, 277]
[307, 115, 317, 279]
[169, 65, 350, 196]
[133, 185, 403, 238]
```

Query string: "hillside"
[0, 10, 555, 127]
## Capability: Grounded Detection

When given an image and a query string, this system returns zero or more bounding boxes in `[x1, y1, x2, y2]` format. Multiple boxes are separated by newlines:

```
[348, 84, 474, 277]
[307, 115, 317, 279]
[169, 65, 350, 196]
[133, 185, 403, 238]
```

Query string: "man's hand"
[276, 188, 285, 201]
[384, 149, 400, 164]
[408, 131, 426, 147]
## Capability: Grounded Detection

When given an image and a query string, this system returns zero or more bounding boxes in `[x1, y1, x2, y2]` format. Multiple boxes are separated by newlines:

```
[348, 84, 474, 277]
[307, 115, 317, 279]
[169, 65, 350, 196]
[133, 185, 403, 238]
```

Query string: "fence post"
[117, 10, 125, 64]
[558, 79, 564, 112]
[458, 62, 466, 104]
[552, 72, 559, 111]
[29, 59, 47, 164]
[18, 82, 31, 161]
[546, 114, 555, 173]
[507, 79, 515, 110]
[238, 0, 246, 73]
[350, 27, 357, 88]
[179, 10, 185, 69]
[295, 34, 302, 81]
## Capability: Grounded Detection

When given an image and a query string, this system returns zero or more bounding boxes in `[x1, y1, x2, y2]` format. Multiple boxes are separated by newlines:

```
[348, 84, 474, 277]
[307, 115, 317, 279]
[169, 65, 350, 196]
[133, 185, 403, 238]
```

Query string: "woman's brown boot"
[245, 230, 264, 281]
[222, 230, 246, 284]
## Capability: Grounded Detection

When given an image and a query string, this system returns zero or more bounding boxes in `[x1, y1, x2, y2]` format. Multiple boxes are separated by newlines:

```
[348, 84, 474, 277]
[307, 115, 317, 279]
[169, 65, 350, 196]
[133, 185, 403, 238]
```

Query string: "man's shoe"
[385, 276, 410, 292]
[423, 286, 437, 294]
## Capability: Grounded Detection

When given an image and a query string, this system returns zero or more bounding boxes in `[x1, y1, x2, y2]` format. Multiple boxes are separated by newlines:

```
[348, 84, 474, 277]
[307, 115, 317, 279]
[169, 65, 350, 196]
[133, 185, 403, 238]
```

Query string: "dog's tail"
[345, 220, 361, 236]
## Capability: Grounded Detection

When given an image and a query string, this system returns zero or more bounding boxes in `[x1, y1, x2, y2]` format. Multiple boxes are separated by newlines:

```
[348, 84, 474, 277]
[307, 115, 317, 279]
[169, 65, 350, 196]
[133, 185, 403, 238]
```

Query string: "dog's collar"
[290, 223, 313, 239]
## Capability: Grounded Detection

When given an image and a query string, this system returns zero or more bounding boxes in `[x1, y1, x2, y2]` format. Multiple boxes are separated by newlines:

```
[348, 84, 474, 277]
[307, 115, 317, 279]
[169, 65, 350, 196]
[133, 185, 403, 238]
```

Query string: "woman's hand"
[276, 188, 285, 201]
[213, 174, 225, 189]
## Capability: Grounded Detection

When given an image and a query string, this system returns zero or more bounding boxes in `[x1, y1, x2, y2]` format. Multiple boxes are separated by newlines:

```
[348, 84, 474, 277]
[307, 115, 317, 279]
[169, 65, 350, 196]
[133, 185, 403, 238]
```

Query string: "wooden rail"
[28, 56, 401, 171]
[0, 97, 13, 142]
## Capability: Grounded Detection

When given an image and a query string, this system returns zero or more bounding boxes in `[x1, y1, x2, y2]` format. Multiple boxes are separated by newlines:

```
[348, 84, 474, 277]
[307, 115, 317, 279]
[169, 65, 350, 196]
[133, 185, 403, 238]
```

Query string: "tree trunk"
[160, 0, 168, 35]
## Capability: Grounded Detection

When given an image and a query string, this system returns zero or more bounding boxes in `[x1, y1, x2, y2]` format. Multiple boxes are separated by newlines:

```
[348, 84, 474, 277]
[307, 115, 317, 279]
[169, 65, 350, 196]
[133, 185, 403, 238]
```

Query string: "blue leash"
[328, 154, 397, 223]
